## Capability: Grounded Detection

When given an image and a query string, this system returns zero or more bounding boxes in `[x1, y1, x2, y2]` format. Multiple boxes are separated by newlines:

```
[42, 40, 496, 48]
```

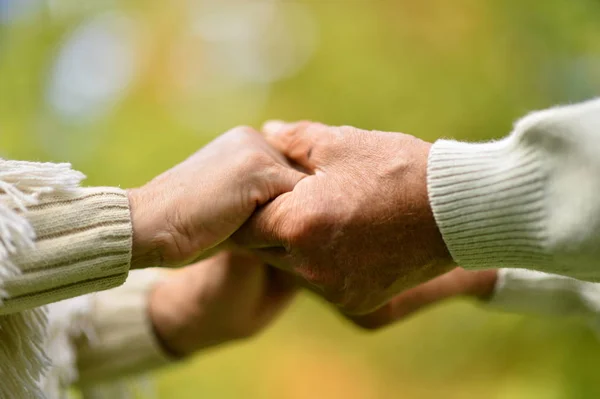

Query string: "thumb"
[269, 163, 306, 200]
[262, 120, 332, 171]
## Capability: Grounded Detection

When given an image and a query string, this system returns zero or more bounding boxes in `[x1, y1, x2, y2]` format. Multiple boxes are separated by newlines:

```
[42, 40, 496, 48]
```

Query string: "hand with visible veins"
[234, 121, 455, 315]
[127, 126, 306, 268]
[149, 251, 297, 356]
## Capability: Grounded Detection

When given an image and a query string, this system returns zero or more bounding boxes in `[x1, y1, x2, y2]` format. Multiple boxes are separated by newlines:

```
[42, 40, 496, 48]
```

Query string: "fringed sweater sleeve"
[0, 159, 134, 398]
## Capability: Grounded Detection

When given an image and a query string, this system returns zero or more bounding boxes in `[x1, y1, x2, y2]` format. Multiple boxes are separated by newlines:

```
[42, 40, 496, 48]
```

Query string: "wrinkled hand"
[149, 251, 297, 357]
[128, 126, 306, 268]
[349, 268, 498, 329]
[234, 121, 454, 315]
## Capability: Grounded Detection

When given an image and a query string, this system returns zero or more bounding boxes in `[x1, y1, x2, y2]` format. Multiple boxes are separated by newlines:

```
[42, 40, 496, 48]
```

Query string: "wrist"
[419, 140, 454, 268]
[128, 188, 162, 269]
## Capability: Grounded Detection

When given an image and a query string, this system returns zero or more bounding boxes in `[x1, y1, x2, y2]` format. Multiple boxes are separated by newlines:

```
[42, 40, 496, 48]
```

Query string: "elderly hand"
[234, 121, 454, 315]
[128, 126, 306, 268]
[348, 268, 497, 329]
[149, 251, 297, 356]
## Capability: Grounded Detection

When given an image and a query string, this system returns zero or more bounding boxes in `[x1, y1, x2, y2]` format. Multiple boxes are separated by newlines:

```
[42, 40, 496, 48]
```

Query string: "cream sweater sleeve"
[39, 269, 171, 397]
[427, 98, 600, 281]
[75, 268, 171, 389]
[0, 186, 132, 315]
[0, 160, 135, 397]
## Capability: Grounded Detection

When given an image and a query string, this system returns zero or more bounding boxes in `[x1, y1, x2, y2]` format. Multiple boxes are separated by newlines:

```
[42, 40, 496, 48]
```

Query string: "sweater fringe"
[0, 159, 85, 398]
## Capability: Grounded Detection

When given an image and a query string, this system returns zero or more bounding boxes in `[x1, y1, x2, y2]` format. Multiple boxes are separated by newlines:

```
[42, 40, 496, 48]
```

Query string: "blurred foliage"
[2, 0, 600, 398]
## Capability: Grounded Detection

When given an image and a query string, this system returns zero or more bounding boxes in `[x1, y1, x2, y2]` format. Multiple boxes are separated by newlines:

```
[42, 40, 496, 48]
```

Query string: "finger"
[269, 164, 307, 201]
[348, 269, 498, 330]
[262, 120, 287, 135]
[262, 120, 332, 171]
[232, 194, 292, 249]
[347, 268, 476, 329]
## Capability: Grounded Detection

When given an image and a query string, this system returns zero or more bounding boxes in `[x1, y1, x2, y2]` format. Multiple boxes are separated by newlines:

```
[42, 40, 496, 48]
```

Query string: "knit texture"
[0, 159, 86, 398]
[428, 98, 600, 280]
[490, 268, 600, 318]
[38, 269, 170, 398]
[1, 187, 132, 314]
[0, 159, 132, 398]
[488, 268, 600, 332]
[44, 294, 93, 396]
[77, 268, 170, 393]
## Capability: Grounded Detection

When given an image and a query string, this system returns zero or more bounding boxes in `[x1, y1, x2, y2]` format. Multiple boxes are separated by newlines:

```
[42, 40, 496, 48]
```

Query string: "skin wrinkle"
[118, 122, 311, 355]
[238, 122, 453, 314]
[129, 126, 305, 268]
[354, 100, 600, 330]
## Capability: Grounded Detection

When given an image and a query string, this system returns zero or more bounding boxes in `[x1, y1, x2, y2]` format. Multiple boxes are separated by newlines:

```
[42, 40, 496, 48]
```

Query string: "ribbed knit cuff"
[1, 187, 132, 314]
[487, 268, 600, 326]
[76, 268, 171, 387]
[427, 137, 551, 271]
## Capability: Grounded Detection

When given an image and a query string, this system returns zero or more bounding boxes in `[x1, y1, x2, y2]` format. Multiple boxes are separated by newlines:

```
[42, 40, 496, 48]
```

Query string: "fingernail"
[262, 120, 286, 136]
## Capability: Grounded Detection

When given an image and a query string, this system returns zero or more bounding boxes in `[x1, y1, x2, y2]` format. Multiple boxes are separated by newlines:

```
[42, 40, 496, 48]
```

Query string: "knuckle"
[227, 125, 259, 143]
[247, 185, 269, 207]
[278, 121, 312, 142]
[285, 121, 312, 134]
[231, 125, 255, 135]
[241, 149, 271, 167]
[312, 125, 340, 153]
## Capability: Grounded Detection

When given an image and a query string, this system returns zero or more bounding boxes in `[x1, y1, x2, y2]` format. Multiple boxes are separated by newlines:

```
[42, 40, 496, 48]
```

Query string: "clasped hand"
[128, 123, 495, 357]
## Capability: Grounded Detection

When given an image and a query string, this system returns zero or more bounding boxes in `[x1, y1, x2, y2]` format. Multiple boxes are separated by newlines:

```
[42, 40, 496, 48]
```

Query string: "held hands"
[128, 126, 306, 268]
[234, 121, 455, 315]
[126, 128, 304, 356]
[131, 121, 464, 355]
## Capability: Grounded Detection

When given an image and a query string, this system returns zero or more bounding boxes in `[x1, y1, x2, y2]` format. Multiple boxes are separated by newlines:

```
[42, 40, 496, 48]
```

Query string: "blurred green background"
[2, 0, 600, 398]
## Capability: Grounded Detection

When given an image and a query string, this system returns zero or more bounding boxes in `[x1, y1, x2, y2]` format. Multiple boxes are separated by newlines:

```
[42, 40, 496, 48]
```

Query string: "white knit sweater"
[428, 98, 600, 324]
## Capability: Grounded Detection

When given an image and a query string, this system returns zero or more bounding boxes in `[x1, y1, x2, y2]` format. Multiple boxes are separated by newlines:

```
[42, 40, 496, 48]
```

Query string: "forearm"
[428, 99, 600, 281]
[0, 159, 133, 315]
